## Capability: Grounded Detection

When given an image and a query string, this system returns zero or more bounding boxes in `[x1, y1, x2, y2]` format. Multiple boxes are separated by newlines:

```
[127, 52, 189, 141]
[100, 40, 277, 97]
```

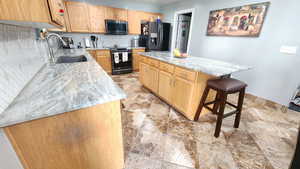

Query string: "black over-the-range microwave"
[105, 20, 128, 35]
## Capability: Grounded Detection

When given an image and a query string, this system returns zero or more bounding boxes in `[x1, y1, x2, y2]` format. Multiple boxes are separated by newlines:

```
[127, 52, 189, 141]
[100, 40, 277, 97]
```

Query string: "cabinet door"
[128, 10, 142, 34]
[147, 66, 159, 93]
[159, 71, 173, 103]
[133, 54, 140, 71]
[105, 7, 116, 20]
[47, 0, 65, 26]
[172, 77, 194, 115]
[66, 1, 90, 32]
[96, 55, 112, 73]
[115, 8, 128, 21]
[89, 5, 105, 33]
[139, 63, 148, 85]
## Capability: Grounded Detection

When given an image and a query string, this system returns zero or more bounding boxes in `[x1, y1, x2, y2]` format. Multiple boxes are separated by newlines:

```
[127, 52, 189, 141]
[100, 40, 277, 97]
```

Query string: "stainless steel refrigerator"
[140, 22, 170, 51]
[175, 15, 191, 53]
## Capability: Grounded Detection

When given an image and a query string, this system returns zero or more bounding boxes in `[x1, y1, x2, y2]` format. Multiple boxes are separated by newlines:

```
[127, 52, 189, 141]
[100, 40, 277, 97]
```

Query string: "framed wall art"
[206, 2, 270, 37]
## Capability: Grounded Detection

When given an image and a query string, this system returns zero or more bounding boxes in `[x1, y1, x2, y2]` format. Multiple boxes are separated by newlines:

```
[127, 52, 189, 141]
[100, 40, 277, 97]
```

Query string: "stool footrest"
[203, 105, 214, 112]
[226, 101, 238, 109]
[223, 110, 238, 118]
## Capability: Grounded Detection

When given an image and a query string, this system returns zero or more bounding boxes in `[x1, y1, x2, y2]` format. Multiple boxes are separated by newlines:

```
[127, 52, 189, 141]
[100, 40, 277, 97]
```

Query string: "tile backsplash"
[60, 32, 139, 48]
[0, 24, 48, 114]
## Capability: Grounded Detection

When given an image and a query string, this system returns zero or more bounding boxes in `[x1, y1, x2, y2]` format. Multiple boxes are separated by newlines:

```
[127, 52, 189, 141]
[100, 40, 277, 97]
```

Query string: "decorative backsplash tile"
[0, 24, 48, 114]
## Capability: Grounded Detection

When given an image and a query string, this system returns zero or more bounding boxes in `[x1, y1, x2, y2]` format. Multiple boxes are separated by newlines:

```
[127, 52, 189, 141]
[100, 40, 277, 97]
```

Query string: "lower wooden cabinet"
[158, 71, 173, 103]
[132, 48, 145, 71]
[96, 55, 112, 73]
[88, 50, 112, 74]
[172, 77, 194, 116]
[147, 66, 159, 93]
[140, 63, 159, 93]
[139, 63, 147, 85]
[139, 55, 217, 120]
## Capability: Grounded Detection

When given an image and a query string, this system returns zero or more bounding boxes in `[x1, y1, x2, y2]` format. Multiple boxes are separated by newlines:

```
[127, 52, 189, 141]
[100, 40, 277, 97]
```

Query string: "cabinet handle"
[173, 79, 176, 87]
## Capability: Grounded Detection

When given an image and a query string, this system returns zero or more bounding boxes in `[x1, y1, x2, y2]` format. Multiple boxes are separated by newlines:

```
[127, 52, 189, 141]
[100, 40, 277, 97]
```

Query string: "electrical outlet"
[280, 46, 298, 55]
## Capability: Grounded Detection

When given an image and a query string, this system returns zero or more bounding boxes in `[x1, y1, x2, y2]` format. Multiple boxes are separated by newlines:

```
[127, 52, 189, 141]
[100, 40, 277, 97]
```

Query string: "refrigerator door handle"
[159, 24, 163, 49]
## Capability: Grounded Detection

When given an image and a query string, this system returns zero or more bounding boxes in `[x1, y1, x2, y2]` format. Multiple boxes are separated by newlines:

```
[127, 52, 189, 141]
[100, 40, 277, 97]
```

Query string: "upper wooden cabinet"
[89, 5, 105, 33]
[128, 10, 143, 35]
[105, 7, 128, 21]
[65, 1, 90, 32]
[48, 0, 65, 26]
[128, 10, 163, 34]
[0, 0, 65, 28]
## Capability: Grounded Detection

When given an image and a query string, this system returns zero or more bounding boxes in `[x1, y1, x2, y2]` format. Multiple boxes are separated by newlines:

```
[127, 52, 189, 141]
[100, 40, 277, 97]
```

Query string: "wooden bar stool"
[194, 78, 247, 137]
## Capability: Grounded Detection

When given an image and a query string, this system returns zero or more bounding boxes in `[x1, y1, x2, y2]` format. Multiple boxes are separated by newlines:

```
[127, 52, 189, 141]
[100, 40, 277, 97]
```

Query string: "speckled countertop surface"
[0, 49, 126, 128]
[139, 51, 251, 76]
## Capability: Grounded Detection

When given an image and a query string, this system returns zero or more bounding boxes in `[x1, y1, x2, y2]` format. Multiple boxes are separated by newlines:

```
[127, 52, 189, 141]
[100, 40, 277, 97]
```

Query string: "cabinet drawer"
[140, 55, 148, 63]
[96, 50, 110, 56]
[132, 48, 145, 53]
[159, 62, 174, 74]
[175, 67, 197, 82]
[148, 58, 159, 67]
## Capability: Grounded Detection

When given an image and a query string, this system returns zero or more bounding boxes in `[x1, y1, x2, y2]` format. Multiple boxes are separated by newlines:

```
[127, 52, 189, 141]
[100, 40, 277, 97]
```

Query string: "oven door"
[111, 51, 133, 75]
[105, 20, 128, 35]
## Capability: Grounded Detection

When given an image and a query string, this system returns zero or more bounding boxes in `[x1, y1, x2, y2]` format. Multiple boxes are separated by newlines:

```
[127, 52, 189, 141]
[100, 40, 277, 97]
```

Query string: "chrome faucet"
[45, 33, 67, 64]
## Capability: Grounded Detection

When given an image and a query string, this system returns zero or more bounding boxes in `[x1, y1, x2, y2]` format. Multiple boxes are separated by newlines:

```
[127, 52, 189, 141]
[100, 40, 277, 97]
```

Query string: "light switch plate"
[280, 46, 298, 55]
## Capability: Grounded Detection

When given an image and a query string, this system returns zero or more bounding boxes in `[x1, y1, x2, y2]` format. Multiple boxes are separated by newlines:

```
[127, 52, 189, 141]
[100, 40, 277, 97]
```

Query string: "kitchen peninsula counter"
[138, 51, 251, 120]
[0, 49, 126, 169]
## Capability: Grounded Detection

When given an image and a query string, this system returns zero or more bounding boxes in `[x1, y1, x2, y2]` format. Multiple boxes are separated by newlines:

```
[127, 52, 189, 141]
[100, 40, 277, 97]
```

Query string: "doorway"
[171, 8, 195, 55]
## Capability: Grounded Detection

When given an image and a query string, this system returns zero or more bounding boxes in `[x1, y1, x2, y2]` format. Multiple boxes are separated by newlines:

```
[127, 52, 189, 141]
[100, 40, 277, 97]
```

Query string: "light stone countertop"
[85, 47, 145, 50]
[0, 49, 126, 128]
[139, 51, 251, 76]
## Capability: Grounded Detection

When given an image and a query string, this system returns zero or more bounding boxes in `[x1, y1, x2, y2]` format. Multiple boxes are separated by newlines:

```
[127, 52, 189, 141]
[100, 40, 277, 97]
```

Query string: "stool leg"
[212, 92, 221, 115]
[234, 88, 246, 128]
[194, 86, 210, 121]
[215, 92, 227, 138]
[234, 88, 245, 128]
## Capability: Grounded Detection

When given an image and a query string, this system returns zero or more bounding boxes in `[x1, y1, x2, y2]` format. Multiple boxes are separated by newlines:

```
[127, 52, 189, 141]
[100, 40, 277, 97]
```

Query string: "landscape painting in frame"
[207, 2, 270, 37]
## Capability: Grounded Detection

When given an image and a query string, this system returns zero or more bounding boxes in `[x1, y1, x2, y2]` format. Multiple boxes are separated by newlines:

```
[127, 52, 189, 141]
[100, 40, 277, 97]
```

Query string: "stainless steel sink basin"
[56, 55, 87, 64]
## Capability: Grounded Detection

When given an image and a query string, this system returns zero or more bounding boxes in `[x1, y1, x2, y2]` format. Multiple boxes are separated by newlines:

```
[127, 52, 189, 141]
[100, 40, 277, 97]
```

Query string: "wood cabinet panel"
[88, 5, 105, 33]
[133, 54, 140, 71]
[66, 1, 90, 32]
[148, 58, 160, 68]
[115, 8, 128, 21]
[160, 62, 174, 74]
[139, 63, 148, 85]
[96, 55, 112, 73]
[105, 7, 128, 21]
[158, 71, 173, 103]
[175, 67, 197, 82]
[148, 66, 159, 93]
[0, 0, 53, 24]
[4, 101, 124, 169]
[172, 77, 194, 117]
[128, 10, 142, 34]
[47, 0, 65, 26]
[96, 50, 111, 57]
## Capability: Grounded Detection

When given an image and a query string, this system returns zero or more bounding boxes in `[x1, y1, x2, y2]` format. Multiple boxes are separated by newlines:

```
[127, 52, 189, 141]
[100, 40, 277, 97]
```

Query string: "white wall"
[161, 0, 300, 106]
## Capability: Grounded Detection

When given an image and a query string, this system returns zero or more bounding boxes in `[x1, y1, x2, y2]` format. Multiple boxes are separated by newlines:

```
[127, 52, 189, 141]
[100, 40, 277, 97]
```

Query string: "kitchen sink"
[56, 55, 88, 64]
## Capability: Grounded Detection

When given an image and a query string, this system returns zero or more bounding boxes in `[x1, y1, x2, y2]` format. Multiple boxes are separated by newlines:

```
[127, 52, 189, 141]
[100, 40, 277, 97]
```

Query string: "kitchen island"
[0, 49, 126, 169]
[138, 51, 250, 120]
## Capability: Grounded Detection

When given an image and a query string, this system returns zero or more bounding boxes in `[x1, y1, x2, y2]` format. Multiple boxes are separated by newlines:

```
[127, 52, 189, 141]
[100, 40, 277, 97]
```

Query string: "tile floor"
[111, 73, 300, 169]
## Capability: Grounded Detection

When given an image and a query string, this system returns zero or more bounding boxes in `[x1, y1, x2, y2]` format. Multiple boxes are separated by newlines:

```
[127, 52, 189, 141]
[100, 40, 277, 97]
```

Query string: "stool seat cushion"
[207, 78, 247, 93]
